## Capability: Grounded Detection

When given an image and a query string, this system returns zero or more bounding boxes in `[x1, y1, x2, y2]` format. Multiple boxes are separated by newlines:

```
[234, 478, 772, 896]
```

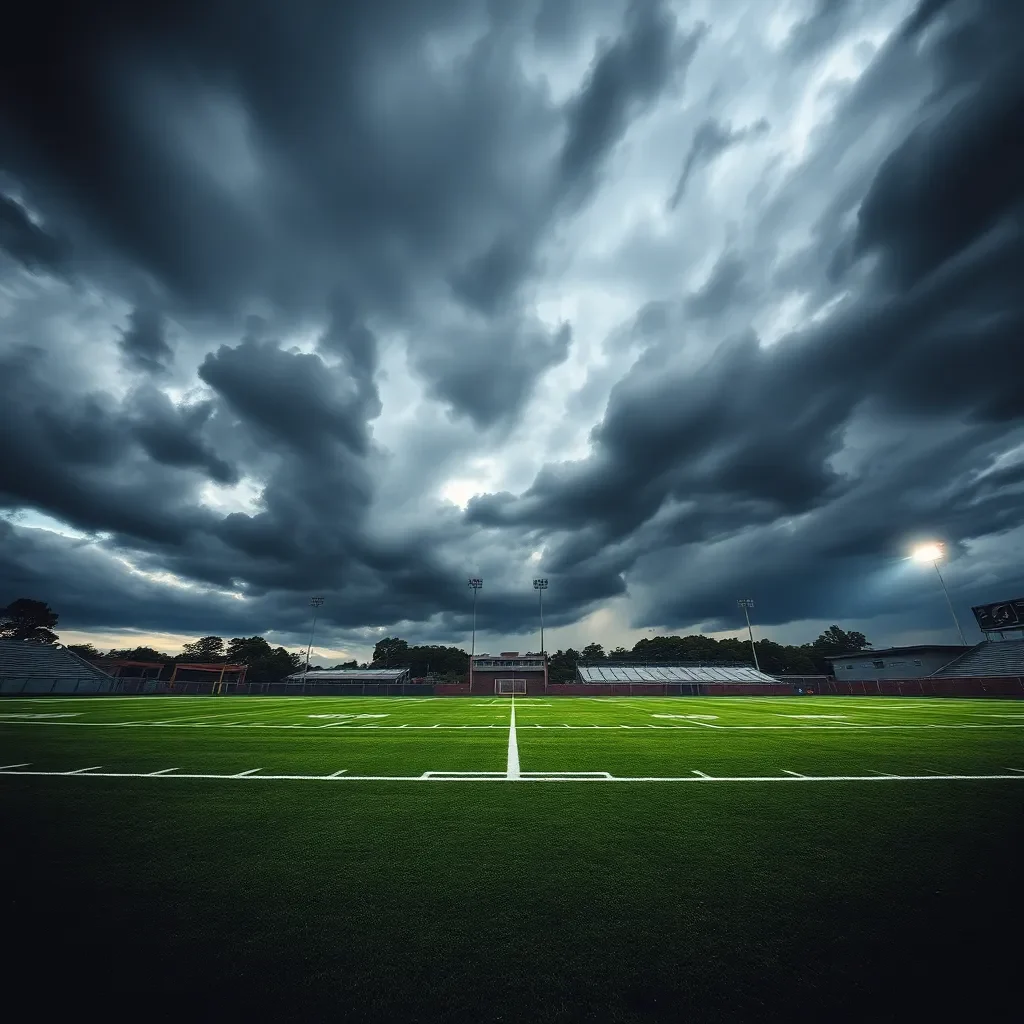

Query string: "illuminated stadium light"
[911, 542, 944, 563]
[533, 579, 548, 655]
[910, 544, 967, 645]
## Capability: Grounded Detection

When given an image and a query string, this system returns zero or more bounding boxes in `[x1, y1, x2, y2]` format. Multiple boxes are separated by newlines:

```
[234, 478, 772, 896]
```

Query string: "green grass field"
[3, 695, 1023, 1022]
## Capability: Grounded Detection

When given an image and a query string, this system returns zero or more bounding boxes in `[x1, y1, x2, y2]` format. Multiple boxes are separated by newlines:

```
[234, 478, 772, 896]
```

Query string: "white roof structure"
[284, 668, 410, 681]
[578, 665, 777, 683]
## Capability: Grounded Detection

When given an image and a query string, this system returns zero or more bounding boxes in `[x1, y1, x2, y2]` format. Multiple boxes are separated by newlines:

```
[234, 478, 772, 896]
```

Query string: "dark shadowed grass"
[2, 696, 1022, 1021]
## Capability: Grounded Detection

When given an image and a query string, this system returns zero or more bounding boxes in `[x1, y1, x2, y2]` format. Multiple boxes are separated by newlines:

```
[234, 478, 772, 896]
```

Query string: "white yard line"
[2, 769, 1023, 783]
[231, 768, 262, 777]
[146, 768, 178, 776]
[64, 766, 103, 774]
[507, 698, 521, 780]
[3, 719, 1023, 731]
[0, 763, 30, 769]
[782, 770, 807, 778]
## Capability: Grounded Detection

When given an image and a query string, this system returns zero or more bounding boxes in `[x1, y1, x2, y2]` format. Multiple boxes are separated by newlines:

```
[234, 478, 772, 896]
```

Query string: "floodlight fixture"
[305, 596, 326, 689]
[533, 579, 548, 654]
[910, 543, 966, 645]
[737, 599, 760, 672]
[467, 578, 483, 692]
[911, 543, 944, 564]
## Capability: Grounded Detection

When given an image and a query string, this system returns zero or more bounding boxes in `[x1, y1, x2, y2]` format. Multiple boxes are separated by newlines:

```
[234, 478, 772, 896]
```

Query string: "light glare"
[912, 543, 943, 563]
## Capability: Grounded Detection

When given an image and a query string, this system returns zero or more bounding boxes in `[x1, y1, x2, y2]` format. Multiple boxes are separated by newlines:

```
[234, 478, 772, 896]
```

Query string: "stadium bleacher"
[930, 639, 1024, 678]
[578, 664, 778, 683]
[0, 640, 114, 694]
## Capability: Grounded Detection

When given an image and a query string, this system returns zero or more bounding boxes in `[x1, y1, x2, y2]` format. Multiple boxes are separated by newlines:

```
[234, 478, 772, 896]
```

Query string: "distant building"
[824, 646, 970, 681]
[469, 652, 548, 695]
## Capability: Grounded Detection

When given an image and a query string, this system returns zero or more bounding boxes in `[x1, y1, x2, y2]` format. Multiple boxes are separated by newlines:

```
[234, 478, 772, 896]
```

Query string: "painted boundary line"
[507, 698, 520, 779]
[3, 721, 1024, 731]
[1, 769, 1023, 783]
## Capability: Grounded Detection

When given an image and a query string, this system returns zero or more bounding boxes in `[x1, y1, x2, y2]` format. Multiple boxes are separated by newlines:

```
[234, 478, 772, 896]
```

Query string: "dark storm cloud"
[472, 0, 1024, 631]
[416, 319, 572, 429]
[0, 193, 68, 273]
[685, 254, 748, 319]
[559, 6, 704, 201]
[785, 0, 852, 62]
[0, 338, 259, 538]
[198, 340, 378, 458]
[118, 308, 174, 374]
[0, 521, 225, 634]
[0, 0, 588, 425]
[855, 64, 1024, 288]
[126, 386, 238, 484]
[667, 117, 770, 210]
[2, 0, 1022, 652]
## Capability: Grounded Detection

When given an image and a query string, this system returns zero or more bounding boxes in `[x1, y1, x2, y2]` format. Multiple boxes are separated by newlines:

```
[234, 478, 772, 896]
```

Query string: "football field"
[3, 695, 1023, 1021]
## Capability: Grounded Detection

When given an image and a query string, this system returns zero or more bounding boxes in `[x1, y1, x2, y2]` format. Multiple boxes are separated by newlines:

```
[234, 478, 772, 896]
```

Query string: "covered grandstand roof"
[283, 667, 410, 681]
[578, 664, 777, 683]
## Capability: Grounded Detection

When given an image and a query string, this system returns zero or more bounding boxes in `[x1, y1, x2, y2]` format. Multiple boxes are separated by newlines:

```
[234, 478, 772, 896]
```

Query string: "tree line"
[2, 596, 871, 684]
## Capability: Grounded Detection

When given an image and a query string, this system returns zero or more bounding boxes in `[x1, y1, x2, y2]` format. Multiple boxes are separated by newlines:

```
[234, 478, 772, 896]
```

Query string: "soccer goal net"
[496, 679, 527, 695]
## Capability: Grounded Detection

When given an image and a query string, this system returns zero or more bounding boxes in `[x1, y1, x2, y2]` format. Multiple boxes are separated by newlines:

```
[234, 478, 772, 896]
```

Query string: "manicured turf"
[2, 695, 1023, 1021]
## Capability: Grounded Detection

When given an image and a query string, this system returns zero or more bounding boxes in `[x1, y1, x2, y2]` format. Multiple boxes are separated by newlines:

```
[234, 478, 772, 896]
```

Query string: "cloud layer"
[1, 0, 1022, 657]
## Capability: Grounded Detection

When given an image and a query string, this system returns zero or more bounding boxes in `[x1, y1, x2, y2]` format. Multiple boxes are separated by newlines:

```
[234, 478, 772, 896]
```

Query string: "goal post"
[496, 678, 526, 695]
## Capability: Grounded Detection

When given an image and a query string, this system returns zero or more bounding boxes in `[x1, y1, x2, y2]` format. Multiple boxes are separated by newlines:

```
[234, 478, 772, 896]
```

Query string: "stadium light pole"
[304, 596, 325, 693]
[911, 544, 967, 646]
[737, 599, 760, 672]
[533, 578, 548, 655]
[468, 578, 482, 695]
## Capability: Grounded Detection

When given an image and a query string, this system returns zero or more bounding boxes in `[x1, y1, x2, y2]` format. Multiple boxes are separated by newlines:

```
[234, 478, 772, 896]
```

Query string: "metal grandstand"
[577, 662, 777, 683]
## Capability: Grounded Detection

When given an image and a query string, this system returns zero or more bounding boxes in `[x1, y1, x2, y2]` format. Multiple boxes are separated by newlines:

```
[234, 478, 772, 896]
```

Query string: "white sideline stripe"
[146, 768, 178, 776]
[232, 768, 262, 777]
[7, 720, 1023, 732]
[3, 769, 1022, 783]
[782, 770, 806, 777]
[507, 698, 520, 780]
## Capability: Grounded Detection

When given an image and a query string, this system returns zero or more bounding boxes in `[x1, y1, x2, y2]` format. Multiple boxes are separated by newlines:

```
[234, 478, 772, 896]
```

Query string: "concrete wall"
[0, 676, 116, 695]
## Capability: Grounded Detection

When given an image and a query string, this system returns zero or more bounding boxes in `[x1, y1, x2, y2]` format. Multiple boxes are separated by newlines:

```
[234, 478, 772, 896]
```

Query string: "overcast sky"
[2, 0, 1022, 662]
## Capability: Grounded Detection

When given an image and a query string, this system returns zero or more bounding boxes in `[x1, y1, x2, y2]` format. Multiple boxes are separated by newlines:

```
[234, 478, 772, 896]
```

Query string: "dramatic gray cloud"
[0, 193, 69, 273]
[118, 308, 174, 375]
[1, 0, 1022, 660]
[667, 116, 770, 210]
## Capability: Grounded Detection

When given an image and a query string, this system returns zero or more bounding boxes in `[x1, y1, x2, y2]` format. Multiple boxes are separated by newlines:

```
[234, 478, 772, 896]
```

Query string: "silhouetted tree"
[810, 625, 871, 655]
[181, 636, 226, 661]
[65, 643, 102, 659]
[0, 598, 59, 643]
